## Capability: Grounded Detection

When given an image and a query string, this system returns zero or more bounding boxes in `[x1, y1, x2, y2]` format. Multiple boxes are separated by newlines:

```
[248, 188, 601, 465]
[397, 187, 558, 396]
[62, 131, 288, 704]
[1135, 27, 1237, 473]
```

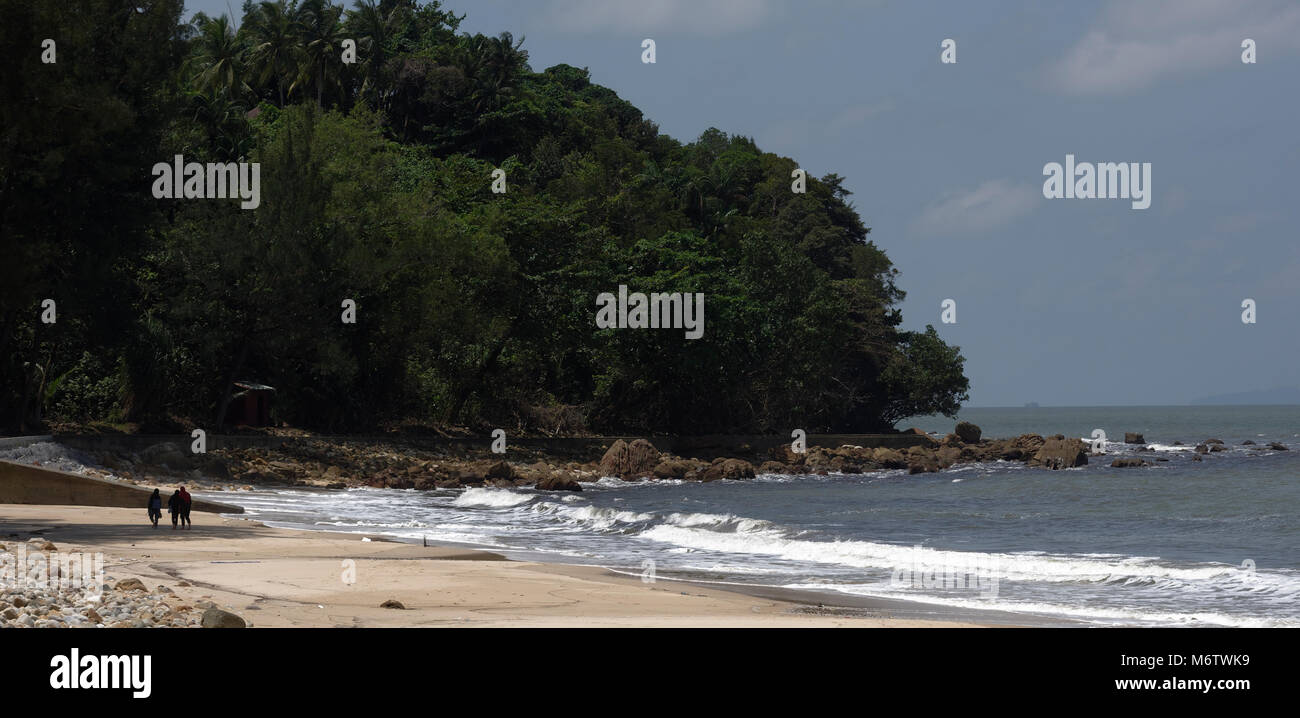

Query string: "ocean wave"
[451, 488, 535, 508]
[531, 502, 655, 530]
[638, 521, 1300, 596]
[783, 581, 1300, 628]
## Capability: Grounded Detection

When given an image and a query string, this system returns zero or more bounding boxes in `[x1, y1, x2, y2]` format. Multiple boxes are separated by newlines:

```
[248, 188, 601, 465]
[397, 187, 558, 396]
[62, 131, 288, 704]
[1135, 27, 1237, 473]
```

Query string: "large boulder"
[1124, 432, 1145, 444]
[907, 458, 939, 474]
[1110, 458, 1148, 468]
[700, 458, 756, 482]
[954, 422, 982, 443]
[140, 442, 194, 470]
[599, 439, 662, 480]
[1031, 437, 1088, 469]
[872, 448, 908, 469]
[114, 578, 147, 593]
[651, 459, 700, 480]
[536, 474, 583, 491]
[935, 446, 962, 469]
[200, 607, 246, 628]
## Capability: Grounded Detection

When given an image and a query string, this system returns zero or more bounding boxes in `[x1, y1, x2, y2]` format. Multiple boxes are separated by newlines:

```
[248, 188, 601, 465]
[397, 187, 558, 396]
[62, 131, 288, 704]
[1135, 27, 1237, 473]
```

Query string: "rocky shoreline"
[0, 537, 245, 629]
[56, 421, 1290, 494]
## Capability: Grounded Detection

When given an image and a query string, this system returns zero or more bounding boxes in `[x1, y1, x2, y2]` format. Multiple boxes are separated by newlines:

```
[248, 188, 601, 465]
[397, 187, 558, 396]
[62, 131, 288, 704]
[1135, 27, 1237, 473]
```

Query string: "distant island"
[1189, 387, 1300, 405]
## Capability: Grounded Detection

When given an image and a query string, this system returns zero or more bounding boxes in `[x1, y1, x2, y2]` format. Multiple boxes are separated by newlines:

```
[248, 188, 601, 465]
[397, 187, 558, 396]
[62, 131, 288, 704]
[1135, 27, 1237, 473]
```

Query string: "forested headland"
[0, 0, 969, 436]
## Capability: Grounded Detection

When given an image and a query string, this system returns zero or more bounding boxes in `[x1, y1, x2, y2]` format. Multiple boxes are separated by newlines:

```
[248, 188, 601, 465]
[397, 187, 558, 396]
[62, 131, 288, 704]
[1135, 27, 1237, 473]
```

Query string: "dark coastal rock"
[1204, 439, 1224, 445]
[1124, 433, 1145, 444]
[652, 458, 702, 480]
[114, 578, 147, 592]
[1110, 458, 1148, 468]
[833, 444, 875, 462]
[536, 474, 582, 491]
[757, 461, 790, 475]
[1268, 442, 1289, 451]
[1242, 440, 1255, 445]
[701, 458, 756, 482]
[201, 607, 246, 628]
[1192, 454, 1203, 462]
[935, 446, 962, 469]
[414, 476, 440, 491]
[1194, 443, 1209, 454]
[1209, 444, 1227, 452]
[379, 600, 406, 610]
[773, 445, 807, 465]
[954, 421, 982, 443]
[1172, 441, 1184, 446]
[485, 461, 517, 481]
[599, 439, 661, 480]
[960, 433, 1043, 462]
[140, 441, 194, 470]
[903, 427, 928, 436]
[1031, 437, 1088, 469]
[873, 448, 908, 469]
[907, 458, 939, 474]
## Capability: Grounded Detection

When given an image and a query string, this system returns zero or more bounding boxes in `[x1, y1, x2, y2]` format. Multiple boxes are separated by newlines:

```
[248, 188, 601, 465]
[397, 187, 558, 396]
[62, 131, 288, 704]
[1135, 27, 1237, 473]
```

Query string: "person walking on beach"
[168, 489, 181, 530]
[148, 489, 162, 528]
[178, 486, 193, 530]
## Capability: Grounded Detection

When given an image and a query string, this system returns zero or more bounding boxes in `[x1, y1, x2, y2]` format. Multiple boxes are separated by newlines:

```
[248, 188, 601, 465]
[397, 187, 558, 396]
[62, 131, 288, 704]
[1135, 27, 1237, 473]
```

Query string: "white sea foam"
[638, 519, 1300, 597]
[451, 488, 535, 508]
[783, 581, 1300, 628]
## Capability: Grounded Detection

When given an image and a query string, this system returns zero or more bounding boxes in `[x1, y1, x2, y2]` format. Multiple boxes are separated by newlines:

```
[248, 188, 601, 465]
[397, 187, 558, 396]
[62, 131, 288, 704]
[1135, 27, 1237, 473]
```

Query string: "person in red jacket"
[178, 486, 193, 530]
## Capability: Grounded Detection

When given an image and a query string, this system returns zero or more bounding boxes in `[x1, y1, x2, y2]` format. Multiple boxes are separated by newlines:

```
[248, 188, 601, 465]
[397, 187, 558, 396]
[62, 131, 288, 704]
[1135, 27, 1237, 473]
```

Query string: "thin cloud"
[539, 0, 776, 35]
[911, 180, 1037, 237]
[1046, 0, 1300, 95]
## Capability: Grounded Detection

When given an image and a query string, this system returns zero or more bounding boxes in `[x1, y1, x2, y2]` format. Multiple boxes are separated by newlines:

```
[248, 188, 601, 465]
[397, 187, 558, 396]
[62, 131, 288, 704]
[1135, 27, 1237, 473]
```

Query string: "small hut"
[227, 381, 275, 426]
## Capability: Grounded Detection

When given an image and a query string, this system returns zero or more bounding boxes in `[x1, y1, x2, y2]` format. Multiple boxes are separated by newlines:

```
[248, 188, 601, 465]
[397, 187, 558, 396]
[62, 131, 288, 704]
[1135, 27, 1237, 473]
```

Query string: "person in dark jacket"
[168, 490, 181, 529]
[178, 486, 193, 529]
[148, 489, 162, 528]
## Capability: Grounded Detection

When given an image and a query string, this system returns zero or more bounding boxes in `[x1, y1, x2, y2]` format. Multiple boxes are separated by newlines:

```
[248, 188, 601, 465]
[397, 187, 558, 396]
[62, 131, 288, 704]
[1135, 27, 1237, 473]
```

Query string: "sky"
[188, 0, 1300, 407]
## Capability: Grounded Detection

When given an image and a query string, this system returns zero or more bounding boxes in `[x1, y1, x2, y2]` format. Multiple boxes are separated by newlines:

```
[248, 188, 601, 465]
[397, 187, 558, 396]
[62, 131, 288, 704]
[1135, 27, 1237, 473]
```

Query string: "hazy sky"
[189, 0, 1300, 407]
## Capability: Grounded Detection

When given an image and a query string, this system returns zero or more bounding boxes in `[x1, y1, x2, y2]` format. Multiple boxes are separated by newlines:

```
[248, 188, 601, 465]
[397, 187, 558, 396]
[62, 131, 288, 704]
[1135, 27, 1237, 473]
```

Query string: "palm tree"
[294, 0, 349, 108]
[187, 14, 251, 100]
[450, 32, 529, 115]
[187, 89, 253, 161]
[246, 0, 303, 106]
[348, 0, 402, 107]
[482, 31, 529, 98]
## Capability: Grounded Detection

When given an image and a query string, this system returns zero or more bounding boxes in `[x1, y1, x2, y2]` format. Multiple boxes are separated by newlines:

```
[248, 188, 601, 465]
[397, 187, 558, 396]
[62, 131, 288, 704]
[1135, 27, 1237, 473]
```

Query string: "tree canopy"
[0, 0, 968, 435]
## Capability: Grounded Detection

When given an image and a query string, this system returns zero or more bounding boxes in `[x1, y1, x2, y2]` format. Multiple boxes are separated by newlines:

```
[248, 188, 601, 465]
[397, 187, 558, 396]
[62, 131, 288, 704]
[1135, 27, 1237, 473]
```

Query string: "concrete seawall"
[0, 459, 244, 514]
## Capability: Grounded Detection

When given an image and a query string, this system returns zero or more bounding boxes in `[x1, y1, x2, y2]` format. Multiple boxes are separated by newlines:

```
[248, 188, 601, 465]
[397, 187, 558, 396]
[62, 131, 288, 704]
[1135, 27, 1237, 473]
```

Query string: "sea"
[32, 405, 1299, 627]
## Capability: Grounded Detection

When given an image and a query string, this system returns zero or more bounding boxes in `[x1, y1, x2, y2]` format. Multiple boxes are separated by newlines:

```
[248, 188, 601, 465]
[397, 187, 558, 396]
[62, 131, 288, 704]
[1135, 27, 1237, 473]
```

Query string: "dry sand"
[0, 504, 990, 627]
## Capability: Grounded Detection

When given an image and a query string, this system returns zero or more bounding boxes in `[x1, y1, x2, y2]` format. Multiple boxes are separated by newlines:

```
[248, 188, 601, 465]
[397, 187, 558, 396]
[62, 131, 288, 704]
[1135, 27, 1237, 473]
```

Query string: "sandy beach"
[0, 504, 992, 628]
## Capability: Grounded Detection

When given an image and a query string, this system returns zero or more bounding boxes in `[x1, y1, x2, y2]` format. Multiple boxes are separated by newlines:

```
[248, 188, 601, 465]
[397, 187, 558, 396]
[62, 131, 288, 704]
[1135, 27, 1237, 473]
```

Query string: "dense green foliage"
[0, 0, 969, 435]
